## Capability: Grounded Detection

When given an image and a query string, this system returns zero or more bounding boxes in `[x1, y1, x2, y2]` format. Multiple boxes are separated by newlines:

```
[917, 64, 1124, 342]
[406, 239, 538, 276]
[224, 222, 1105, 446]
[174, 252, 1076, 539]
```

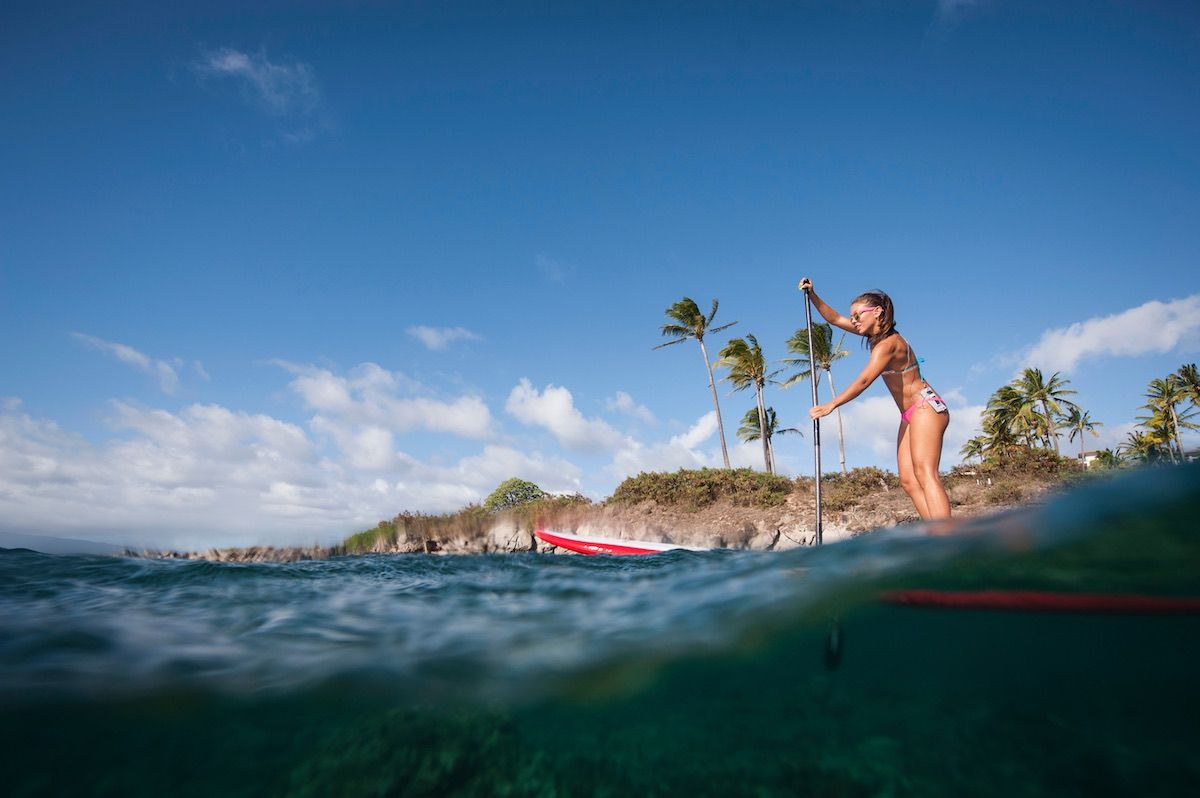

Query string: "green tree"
[983, 384, 1040, 453]
[1117, 430, 1167, 465]
[655, 297, 737, 468]
[1176, 363, 1200, 407]
[1059, 407, 1103, 462]
[959, 436, 987, 465]
[782, 323, 850, 474]
[717, 334, 782, 474]
[1140, 375, 1197, 463]
[1091, 448, 1123, 470]
[736, 407, 801, 469]
[483, 478, 547, 511]
[1013, 368, 1078, 454]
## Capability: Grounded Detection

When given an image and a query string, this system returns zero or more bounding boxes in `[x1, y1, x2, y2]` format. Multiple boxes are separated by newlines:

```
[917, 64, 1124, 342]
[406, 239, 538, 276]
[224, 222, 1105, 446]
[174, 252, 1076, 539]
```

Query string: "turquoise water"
[3, 465, 1198, 796]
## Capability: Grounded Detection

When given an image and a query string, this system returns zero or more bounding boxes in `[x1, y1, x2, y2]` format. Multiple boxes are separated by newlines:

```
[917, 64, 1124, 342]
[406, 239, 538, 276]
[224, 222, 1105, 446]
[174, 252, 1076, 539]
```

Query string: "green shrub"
[343, 521, 398, 554]
[608, 468, 794, 510]
[980, 447, 1082, 478]
[483, 478, 547, 511]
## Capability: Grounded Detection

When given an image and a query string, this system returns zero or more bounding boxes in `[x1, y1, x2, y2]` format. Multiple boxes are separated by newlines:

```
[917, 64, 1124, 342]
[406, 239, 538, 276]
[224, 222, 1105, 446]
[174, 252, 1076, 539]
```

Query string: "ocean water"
[2, 466, 1198, 797]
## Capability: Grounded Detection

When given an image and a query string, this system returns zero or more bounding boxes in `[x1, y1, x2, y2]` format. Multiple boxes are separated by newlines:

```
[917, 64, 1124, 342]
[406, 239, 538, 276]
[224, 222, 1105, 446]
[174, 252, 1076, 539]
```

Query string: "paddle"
[800, 279, 841, 668]
[799, 280, 823, 546]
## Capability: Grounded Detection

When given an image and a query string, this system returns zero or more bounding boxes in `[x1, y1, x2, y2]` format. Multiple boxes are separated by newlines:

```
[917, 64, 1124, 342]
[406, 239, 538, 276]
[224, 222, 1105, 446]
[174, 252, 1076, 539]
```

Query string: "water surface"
[3, 465, 1198, 796]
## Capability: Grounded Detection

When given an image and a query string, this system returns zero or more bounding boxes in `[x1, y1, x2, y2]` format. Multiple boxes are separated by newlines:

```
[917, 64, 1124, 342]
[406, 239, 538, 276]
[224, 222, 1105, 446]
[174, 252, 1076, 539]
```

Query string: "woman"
[799, 279, 951, 520]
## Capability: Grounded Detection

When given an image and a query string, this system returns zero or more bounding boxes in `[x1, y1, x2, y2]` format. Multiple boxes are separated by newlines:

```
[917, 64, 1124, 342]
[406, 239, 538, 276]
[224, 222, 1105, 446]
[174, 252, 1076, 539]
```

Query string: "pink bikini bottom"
[901, 391, 945, 424]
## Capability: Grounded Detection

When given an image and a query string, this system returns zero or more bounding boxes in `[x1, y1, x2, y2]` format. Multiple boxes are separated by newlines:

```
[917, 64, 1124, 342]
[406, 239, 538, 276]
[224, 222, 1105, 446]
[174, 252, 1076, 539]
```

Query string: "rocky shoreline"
[131, 469, 1066, 563]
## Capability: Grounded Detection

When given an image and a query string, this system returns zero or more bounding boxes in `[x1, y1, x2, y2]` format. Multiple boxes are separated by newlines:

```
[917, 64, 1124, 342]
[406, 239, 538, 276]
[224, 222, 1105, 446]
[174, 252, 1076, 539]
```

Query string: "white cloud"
[279, 362, 494, 440]
[0, 398, 579, 550]
[672, 410, 718, 449]
[73, 333, 183, 394]
[608, 411, 721, 477]
[193, 47, 320, 117]
[506, 379, 631, 452]
[1019, 294, 1200, 374]
[606, 391, 656, 424]
[406, 325, 483, 351]
[841, 396, 901, 460]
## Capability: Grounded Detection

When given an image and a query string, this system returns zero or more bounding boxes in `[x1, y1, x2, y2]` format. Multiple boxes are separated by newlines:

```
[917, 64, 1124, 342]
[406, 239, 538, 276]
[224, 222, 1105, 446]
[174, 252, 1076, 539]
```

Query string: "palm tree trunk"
[1170, 405, 1184, 464]
[698, 339, 731, 468]
[826, 370, 847, 475]
[754, 384, 772, 473]
[1042, 402, 1060, 455]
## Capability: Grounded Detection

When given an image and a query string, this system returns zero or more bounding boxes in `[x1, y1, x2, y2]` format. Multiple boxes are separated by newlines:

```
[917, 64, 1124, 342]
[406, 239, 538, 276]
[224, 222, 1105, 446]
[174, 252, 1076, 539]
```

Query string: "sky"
[2, 1, 1199, 550]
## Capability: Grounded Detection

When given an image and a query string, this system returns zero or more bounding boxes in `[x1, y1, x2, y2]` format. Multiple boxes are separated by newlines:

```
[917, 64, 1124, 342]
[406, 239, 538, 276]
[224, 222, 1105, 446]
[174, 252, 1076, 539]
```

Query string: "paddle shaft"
[802, 287, 823, 545]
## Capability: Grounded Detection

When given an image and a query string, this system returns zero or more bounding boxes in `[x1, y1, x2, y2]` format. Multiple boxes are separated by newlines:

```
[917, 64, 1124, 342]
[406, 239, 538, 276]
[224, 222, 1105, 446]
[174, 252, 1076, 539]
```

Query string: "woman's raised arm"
[798, 279, 857, 334]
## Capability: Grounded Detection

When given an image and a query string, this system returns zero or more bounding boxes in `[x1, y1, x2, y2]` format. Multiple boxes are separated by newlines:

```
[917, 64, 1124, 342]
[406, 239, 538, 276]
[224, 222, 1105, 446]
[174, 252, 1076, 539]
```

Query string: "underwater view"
[3, 464, 1199, 797]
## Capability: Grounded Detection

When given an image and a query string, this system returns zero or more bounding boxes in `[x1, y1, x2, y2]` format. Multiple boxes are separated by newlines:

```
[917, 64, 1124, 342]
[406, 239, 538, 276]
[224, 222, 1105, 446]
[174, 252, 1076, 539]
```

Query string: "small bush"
[820, 467, 901, 511]
[608, 468, 793, 510]
[984, 481, 1024, 504]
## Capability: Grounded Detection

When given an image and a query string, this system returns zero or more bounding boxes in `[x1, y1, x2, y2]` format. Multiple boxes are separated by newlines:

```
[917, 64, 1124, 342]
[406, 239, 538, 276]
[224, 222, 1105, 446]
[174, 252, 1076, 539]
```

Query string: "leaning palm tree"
[1013, 368, 1078, 455]
[737, 406, 801, 469]
[959, 436, 987, 465]
[655, 297, 737, 468]
[1059, 407, 1103, 462]
[1141, 375, 1196, 463]
[781, 323, 850, 474]
[1176, 363, 1200, 407]
[716, 334, 782, 473]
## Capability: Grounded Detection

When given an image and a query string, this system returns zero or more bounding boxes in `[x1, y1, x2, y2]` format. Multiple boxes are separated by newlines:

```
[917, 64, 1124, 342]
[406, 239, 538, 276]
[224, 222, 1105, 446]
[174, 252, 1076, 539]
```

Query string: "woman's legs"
[905, 406, 951, 519]
[896, 422, 931, 518]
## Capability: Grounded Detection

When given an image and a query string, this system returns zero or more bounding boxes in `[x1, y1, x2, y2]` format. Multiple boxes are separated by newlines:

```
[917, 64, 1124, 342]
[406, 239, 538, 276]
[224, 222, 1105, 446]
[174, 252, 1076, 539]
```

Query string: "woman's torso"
[877, 334, 931, 411]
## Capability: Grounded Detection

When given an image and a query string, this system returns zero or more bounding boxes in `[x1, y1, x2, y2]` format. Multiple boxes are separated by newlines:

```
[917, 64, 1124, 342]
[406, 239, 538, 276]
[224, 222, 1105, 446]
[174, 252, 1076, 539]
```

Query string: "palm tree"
[984, 384, 1041, 449]
[1176, 363, 1200, 407]
[1092, 448, 1122, 470]
[959, 436, 987, 465]
[1118, 430, 1167, 465]
[1013, 368, 1078, 455]
[717, 334, 783, 473]
[1059, 407, 1103, 462]
[655, 297, 737, 468]
[737, 406, 801, 469]
[1141, 375, 1196, 463]
[781, 323, 850, 474]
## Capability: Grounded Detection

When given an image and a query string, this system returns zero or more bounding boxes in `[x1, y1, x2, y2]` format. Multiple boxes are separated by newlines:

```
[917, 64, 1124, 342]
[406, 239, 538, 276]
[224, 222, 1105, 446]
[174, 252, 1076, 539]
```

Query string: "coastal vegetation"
[962, 363, 1200, 469]
[609, 467, 795, 510]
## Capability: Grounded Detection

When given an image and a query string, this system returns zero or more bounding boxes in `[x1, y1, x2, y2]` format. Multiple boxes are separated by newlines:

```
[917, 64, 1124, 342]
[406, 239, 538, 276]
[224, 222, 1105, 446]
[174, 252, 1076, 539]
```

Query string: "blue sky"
[2, 1, 1198, 549]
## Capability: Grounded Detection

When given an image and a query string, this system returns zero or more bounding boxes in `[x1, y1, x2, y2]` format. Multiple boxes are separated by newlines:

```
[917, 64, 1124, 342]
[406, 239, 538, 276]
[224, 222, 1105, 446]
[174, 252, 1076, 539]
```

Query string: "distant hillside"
[0, 530, 124, 556]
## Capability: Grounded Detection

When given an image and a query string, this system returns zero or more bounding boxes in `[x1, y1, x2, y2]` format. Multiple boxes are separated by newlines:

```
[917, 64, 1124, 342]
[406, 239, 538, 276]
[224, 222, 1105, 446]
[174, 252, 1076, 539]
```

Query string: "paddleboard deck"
[535, 528, 709, 556]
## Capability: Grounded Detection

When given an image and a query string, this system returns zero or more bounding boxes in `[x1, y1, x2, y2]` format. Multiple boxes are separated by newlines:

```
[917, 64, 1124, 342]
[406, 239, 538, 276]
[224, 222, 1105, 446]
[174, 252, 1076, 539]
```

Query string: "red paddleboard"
[880, 589, 1200, 615]
[535, 528, 709, 556]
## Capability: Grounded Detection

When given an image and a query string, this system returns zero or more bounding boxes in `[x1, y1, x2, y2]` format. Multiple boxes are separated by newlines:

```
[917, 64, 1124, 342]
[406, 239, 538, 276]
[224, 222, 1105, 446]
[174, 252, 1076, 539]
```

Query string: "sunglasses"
[850, 306, 881, 323]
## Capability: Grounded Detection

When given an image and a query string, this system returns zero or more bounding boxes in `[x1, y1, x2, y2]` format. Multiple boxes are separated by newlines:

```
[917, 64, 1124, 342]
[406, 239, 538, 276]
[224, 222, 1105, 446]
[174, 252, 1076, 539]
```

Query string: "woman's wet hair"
[851, 290, 897, 347]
